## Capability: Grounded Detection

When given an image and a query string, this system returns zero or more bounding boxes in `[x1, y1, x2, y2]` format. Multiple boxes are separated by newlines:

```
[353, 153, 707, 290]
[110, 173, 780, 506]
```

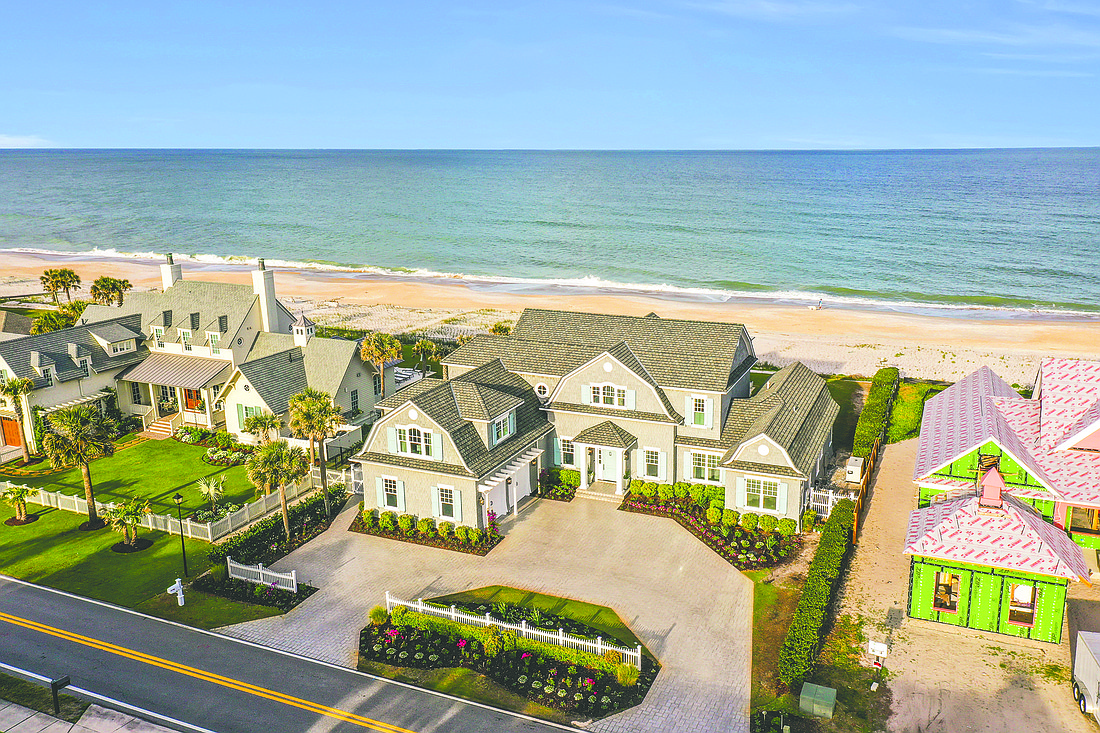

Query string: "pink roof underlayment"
[914, 360, 1100, 507]
[904, 471, 1090, 581]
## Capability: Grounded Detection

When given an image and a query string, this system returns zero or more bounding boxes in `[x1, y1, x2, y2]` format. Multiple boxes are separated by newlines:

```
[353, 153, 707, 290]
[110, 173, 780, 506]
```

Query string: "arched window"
[408, 427, 423, 455]
[602, 385, 615, 405]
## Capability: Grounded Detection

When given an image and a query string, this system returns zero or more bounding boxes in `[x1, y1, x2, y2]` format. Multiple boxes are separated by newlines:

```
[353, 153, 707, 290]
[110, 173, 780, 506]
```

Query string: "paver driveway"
[220, 497, 752, 733]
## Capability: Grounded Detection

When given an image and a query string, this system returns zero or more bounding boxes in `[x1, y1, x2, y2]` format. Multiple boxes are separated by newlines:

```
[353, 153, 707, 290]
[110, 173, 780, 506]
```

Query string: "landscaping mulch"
[111, 537, 154, 554]
[621, 496, 799, 571]
[3, 514, 39, 526]
[347, 513, 502, 555]
[192, 574, 318, 612]
[537, 487, 577, 503]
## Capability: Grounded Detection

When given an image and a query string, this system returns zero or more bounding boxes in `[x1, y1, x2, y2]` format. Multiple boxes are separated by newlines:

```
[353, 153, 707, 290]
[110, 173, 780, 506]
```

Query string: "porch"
[117, 352, 231, 433]
[477, 446, 543, 527]
[573, 420, 637, 495]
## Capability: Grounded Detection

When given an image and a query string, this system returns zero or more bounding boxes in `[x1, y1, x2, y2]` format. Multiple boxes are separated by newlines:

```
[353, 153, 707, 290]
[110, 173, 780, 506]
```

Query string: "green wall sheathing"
[931, 441, 1049, 492]
[907, 558, 1069, 643]
[1072, 532, 1100, 550]
[918, 486, 944, 509]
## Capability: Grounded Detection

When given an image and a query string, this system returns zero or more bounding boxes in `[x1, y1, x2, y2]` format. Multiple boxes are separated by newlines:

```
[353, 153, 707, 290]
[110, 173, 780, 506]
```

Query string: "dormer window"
[397, 426, 433, 458]
[110, 339, 134, 355]
[208, 332, 221, 355]
[153, 327, 164, 349]
[78, 358, 90, 378]
[491, 410, 516, 446]
[692, 397, 706, 426]
[42, 367, 53, 387]
[590, 383, 628, 408]
[180, 330, 192, 352]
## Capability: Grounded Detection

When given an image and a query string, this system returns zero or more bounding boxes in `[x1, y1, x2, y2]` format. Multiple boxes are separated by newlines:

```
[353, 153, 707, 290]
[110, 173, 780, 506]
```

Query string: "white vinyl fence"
[385, 592, 643, 668]
[809, 486, 857, 521]
[6, 478, 313, 543]
[227, 556, 297, 593]
[310, 466, 352, 489]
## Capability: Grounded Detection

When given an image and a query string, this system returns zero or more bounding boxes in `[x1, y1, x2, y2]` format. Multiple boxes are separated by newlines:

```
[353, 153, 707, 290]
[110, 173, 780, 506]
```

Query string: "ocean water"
[0, 148, 1098, 316]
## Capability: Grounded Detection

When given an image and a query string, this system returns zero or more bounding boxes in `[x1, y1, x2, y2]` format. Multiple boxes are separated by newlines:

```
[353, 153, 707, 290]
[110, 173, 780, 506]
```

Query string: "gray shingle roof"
[546, 401, 680, 424]
[235, 332, 361, 414]
[716, 362, 839, 478]
[369, 359, 553, 480]
[573, 420, 637, 449]
[118, 352, 231, 390]
[88, 321, 144, 343]
[0, 314, 149, 388]
[0, 311, 33, 336]
[450, 381, 524, 422]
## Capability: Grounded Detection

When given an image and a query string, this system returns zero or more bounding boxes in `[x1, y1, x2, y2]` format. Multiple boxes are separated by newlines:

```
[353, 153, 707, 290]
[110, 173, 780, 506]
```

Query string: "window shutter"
[684, 453, 693, 481]
[636, 449, 644, 476]
[777, 482, 788, 515]
[553, 438, 562, 465]
[431, 432, 443, 461]
[684, 396, 693, 424]
[581, 384, 591, 404]
[387, 427, 397, 453]
[375, 477, 385, 508]
[396, 480, 406, 513]
[658, 451, 667, 482]
[508, 410, 516, 435]
[625, 390, 636, 410]
[431, 486, 441, 518]
[705, 399, 714, 429]
[735, 477, 747, 508]
[236, 403, 244, 429]
[453, 489, 463, 523]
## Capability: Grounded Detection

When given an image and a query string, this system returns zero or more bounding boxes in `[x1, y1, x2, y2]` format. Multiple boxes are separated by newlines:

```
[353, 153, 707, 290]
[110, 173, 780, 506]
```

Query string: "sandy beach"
[2, 250, 1096, 384]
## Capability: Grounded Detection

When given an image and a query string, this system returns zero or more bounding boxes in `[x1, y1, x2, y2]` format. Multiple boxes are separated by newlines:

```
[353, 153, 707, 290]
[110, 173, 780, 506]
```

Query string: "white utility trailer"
[1073, 630, 1100, 717]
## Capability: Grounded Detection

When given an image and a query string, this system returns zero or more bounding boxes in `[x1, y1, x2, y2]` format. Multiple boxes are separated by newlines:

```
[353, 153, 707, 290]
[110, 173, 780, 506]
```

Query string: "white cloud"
[0, 134, 53, 148]
[688, 0, 858, 21]
[982, 50, 1100, 62]
[892, 23, 1100, 48]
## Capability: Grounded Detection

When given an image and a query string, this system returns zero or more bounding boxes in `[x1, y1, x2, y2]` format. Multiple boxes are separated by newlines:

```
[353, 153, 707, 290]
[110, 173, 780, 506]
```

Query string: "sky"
[3, 1, 1099, 149]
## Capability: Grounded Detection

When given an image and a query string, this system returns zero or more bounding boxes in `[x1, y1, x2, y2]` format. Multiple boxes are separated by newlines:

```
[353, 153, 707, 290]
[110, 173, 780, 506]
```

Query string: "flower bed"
[207, 488, 348, 566]
[537, 467, 579, 502]
[359, 608, 658, 719]
[622, 493, 798, 570]
[175, 427, 255, 466]
[349, 505, 502, 555]
[192, 574, 317, 612]
[189, 502, 242, 523]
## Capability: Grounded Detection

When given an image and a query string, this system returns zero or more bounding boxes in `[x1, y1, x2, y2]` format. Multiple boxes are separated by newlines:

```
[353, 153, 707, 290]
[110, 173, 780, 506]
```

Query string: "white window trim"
[688, 450, 723, 485]
[559, 436, 576, 467]
[179, 329, 193, 351]
[535, 382, 550, 400]
[589, 382, 630, 409]
[396, 423, 435, 459]
[381, 474, 401, 510]
[491, 409, 516, 445]
[643, 446, 661, 479]
[438, 484, 456, 520]
[78, 358, 90, 378]
[207, 331, 221, 355]
[152, 327, 165, 349]
[741, 472, 789, 515]
[110, 339, 135, 355]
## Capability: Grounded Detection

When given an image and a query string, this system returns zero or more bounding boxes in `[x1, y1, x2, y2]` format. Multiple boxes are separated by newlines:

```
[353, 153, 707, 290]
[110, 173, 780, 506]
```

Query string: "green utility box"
[799, 683, 836, 719]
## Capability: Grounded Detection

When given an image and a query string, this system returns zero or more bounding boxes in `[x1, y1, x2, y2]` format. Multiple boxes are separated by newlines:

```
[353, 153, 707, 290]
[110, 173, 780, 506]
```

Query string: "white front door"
[596, 448, 618, 481]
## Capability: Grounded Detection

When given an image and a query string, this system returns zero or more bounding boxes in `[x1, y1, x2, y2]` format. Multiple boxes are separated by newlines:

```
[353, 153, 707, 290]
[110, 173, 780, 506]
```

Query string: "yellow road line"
[0, 611, 417, 733]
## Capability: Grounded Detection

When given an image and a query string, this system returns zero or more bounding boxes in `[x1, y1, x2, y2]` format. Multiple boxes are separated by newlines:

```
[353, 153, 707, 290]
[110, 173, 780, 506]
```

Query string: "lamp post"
[172, 493, 188, 577]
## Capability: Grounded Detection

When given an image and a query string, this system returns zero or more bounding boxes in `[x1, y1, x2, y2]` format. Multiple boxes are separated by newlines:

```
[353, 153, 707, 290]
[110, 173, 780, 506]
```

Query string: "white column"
[616, 449, 624, 495]
[204, 386, 214, 428]
[579, 444, 588, 490]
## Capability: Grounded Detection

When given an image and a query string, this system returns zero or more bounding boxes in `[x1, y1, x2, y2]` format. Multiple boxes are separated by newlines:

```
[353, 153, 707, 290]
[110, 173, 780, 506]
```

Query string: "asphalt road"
[0, 576, 566, 733]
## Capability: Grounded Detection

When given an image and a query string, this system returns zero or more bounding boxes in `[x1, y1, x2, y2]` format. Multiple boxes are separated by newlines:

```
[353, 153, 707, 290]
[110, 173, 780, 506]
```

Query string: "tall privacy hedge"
[777, 499, 855, 687]
[851, 367, 900, 458]
[208, 488, 347, 565]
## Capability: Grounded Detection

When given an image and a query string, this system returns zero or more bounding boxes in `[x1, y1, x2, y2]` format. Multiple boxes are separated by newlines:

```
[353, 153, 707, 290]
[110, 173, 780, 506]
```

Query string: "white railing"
[137, 405, 155, 432]
[6, 477, 313, 544]
[385, 592, 643, 669]
[310, 466, 350, 488]
[227, 556, 297, 592]
[169, 412, 184, 431]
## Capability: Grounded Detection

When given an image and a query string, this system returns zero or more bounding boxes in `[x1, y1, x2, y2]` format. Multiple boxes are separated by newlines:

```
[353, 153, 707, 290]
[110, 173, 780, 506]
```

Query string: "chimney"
[161, 253, 183, 291]
[252, 259, 277, 333]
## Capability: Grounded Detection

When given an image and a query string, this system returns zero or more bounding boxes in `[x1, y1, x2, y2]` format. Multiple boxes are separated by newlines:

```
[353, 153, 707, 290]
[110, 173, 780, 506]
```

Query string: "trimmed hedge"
[851, 367, 900, 458]
[208, 488, 347, 565]
[777, 499, 855, 687]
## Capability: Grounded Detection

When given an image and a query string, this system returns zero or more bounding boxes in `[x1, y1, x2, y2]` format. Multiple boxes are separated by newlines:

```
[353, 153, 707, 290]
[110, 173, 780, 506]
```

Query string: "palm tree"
[42, 405, 115, 529]
[112, 278, 133, 305]
[0, 377, 34, 464]
[412, 339, 437, 377]
[195, 475, 225, 514]
[247, 441, 308, 540]
[90, 277, 114, 305]
[288, 388, 343, 519]
[103, 499, 149, 548]
[30, 311, 71, 335]
[39, 269, 62, 306]
[243, 412, 282, 445]
[359, 332, 401, 399]
[55, 268, 81, 302]
[0, 482, 36, 523]
[59, 299, 89, 322]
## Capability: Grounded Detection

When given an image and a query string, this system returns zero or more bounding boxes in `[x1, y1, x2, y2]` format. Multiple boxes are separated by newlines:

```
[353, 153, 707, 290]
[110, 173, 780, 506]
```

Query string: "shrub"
[740, 512, 759, 532]
[467, 527, 483, 545]
[758, 514, 778, 533]
[559, 469, 582, 488]
[379, 511, 398, 532]
[688, 484, 705, 508]
[207, 487, 347, 565]
[209, 563, 228, 583]
[673, 482, 690, 500]
[369, 605, 389, 626]
[438, 521, 454, 540]
[642, 482, 658, 500]
[417, 517, 436, 537]
[391, 605, 407, 622]
[603, 649, 623, 665]
[483, 625, 503, 658]
[212, 430, 238, 450]
[705, 485, 725, 509]
[778, 500, 855, 686]
[615, 663, 640, 687]
[397, 514, 416, 535]
[777, 518, 798, 537]
[723, 509, 740, 527]
[657, 484, 676, 502]
[706, 506, 722, 525]
[801, 508, 817, 532]
[628, 479, 644, 495]
[709, 497, 724, 512]
[852, 367, 900, 458]
[453, 525, 469, 544]
[360, 508, 377, 529]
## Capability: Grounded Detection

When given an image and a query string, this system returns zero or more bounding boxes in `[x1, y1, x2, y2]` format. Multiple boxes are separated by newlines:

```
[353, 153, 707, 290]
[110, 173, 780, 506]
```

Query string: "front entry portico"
[573, 420, 637, 495]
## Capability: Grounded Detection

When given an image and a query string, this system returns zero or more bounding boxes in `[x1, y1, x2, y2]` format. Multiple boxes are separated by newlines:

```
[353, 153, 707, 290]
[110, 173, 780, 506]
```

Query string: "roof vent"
[190, 312, 200, 330]
[162, 310, 172, 327]
[978, 466, 1006, 509]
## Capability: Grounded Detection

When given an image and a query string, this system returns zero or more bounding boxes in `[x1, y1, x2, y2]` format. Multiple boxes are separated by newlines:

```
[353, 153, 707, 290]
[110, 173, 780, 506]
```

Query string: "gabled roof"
[903, 491, 1090, 581]
[448, 308, 755, 394]
[450, 381, 523, 422]
[715, 363, 839, 478]
[1036, 357, 1100, 450]
[88, 321, 143, 343]
[0, 311, 33, 337]
[365, 359, 553, 479]
[234, 332, 361, 414]
[573, 420, 637, 449]
[0, 314, 149, 388]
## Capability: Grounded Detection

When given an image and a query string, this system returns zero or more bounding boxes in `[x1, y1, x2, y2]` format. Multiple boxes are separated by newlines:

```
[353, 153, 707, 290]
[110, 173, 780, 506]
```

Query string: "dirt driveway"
[838, 439, 1096, 733]
[220, 497, 753, 733]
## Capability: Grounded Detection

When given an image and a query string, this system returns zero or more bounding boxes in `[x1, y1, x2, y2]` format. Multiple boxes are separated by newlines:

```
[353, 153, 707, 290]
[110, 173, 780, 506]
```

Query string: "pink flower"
[521, 652, 531, 659]
[457, 639, 467, 648]
[585, 678, 594, 686]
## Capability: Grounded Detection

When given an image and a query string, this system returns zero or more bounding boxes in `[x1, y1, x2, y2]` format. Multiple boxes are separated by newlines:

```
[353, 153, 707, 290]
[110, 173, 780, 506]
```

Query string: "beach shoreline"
[2, 249, 1096, 385]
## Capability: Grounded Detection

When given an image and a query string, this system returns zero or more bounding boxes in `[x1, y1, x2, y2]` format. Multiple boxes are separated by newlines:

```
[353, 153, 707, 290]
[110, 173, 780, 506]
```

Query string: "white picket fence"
[7, 477, 312, 543]
[809, 486, 857, 521]
[385, 592, 643, 668]
[227, 556, 297, 593]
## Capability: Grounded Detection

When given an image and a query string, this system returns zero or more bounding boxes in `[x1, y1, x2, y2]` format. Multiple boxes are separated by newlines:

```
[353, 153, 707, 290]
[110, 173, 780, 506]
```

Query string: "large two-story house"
[352, 309, 838, 532]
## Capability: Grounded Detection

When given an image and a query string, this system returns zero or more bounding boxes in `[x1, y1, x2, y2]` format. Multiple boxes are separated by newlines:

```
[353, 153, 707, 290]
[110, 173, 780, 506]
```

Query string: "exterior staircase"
[143, 414, 177, 439]
[574, 480, 624, 504]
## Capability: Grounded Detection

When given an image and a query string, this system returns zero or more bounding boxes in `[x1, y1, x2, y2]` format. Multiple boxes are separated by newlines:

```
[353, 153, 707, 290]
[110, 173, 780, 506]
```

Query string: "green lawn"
[134, 588, 283, 629]
[745, 570, 802, 714]
[15, 439, 254, 515]
[0, 672, 89, 723]
[0, 504, 211, 607]
[0, 305, 53, 320]
[429, 585, 649, 655]
[826, 379, 864, 454]
[886, 382, 948, 444]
